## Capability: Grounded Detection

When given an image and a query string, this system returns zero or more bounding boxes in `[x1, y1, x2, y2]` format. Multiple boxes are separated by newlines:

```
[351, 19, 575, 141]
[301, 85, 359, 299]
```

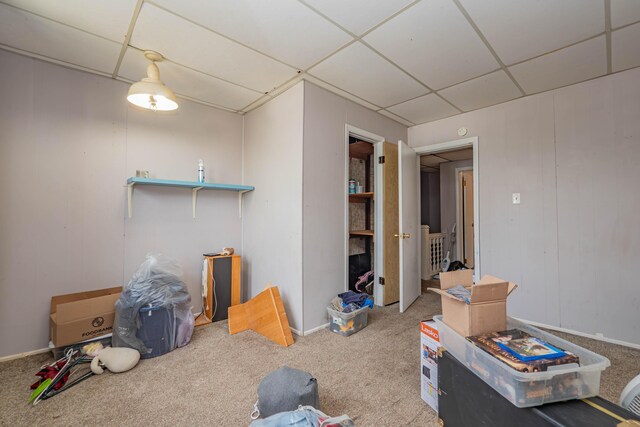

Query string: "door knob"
[394, 233, 411, 239]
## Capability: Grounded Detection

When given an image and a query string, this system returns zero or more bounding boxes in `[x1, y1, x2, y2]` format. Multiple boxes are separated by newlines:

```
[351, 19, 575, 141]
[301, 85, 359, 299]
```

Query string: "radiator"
[422, 225, 445, 280]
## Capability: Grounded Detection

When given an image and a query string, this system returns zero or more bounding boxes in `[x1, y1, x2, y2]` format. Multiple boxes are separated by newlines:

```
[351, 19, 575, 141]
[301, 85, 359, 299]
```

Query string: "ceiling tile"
[612, 23, 640, 72]
[378, 109, 414, 127]
[420, 155, 448, 167]
[302, 0, 415, 36]
[439, 70, 521, 112]
[388, 93, 459, 124]
[438, 148, 473, 161]
[611, 0, 640, 29]
[119, 48, 262, 111]
[131, 3, 297, 93]
[364, 0, 499, 90]
[303, 75, 380, 110]
[0, 3, 122, 74]
[509, 36, 607, 94]
[459, 0, 604, 65]
[308, 42, 428, 107]
[1, 0, 136, 43]
[149, 0, 351, 69]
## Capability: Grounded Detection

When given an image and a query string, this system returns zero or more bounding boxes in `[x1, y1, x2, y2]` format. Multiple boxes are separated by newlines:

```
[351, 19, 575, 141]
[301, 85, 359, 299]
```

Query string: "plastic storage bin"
[327, 306, 369, 336]
[433, 315, 610, 408]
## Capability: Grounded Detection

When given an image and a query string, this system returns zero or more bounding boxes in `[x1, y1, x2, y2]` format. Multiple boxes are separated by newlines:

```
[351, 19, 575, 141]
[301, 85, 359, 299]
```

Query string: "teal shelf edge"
[126, 177, 254, 192]
[126, 177, 254, 218]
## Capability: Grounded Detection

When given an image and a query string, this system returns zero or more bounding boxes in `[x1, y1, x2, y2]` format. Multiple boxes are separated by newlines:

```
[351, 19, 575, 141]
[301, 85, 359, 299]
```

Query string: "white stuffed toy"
[90, 347, 140, 374]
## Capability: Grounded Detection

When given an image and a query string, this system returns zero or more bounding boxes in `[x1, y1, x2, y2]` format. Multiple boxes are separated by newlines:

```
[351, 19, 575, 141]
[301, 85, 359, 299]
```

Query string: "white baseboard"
[290, 323, 329, 337]
[0, 347, 50, 363]
[515, 317, 640, 350]
[304, 323, 329, 336]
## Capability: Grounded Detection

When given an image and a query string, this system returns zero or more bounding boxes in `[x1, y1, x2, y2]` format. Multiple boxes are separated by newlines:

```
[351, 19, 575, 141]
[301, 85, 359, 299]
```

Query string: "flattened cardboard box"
[50, 286, 122, 347]
[428, 270, 517, 337]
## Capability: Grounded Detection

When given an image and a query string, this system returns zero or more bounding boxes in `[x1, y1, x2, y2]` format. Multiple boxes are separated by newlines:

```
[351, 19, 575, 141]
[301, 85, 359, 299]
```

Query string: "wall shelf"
[126, 177, 255, 218]
[349, 230, 374, 237]
[349, 192, 374, 203]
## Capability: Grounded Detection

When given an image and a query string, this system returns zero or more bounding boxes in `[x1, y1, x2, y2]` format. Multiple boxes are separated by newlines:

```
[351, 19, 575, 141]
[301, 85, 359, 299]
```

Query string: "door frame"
[455, 166, 473, 263]
[414, 136, 480, 279]
[344, 125, 385, 305]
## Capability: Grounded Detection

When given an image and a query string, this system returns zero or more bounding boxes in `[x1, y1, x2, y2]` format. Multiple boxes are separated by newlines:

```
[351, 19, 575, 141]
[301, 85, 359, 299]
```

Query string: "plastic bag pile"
[113, 254, 194, 356]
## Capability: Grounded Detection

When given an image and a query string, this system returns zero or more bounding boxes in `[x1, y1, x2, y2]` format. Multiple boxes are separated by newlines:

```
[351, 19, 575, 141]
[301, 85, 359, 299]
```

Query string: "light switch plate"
[512, 193, 521, 204]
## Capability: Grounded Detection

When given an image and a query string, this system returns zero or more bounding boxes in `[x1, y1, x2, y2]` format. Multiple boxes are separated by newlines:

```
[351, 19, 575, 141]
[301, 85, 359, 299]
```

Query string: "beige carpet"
[1, 292, 638, 426]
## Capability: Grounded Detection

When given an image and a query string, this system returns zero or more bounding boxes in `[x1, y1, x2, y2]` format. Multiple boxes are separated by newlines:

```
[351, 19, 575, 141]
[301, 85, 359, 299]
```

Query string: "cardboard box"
[428, 270, 517, 337]
[50, 286, 122, 347]
[420, 319, 440, 412]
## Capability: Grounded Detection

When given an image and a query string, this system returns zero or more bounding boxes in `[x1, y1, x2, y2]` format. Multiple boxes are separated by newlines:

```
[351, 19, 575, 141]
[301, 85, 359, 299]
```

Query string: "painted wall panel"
[409, 67, 640, 344]
[439, 159, 472, 259]
[302, 81, 407, 333]
[409, 92, 561, 330]
[242, 82, 304, 331]
[554, 70, 640, 342]
[0, 50, 244, 357]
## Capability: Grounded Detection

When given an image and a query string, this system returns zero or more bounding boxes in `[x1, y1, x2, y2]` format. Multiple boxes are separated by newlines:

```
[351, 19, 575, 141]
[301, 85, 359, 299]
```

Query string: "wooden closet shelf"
[349, 192, 374, 203]
[349, 230, 374, 237]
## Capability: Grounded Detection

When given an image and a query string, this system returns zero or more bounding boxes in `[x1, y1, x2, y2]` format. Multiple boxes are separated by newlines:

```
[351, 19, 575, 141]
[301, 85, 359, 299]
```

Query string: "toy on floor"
[90, 347, 140, 374]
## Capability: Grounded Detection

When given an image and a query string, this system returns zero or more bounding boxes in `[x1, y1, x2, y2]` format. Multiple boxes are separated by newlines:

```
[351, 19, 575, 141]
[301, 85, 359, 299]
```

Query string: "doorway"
[414, 137, 479, 287]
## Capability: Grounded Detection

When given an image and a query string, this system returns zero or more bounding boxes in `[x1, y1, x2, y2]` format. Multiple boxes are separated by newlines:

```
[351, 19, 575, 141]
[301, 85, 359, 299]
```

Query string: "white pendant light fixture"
[127, 51, 178, 111]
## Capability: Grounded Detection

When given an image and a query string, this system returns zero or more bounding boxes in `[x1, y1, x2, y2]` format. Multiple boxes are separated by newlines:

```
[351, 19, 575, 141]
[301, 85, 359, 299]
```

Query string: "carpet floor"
[1, 291, 638, 426]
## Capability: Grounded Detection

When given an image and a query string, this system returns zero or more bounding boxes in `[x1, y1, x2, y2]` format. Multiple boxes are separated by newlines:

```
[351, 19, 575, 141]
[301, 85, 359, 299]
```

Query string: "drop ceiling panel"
[119, 48, 262, 111]
[2, 0, 136, 43]
[509, 36, 607, 95]
[303, 75, 380, 110]
[439, 70, 521, 112]
[131, 3, 297, 92]
[420, 155, 448, 167]
[1, 0, 137, 43]
[377, 109, 415, 127]
[459, 0, 604, 65]
[438, 148, 473, 161]
[612, 23, 640, 72]
[610, 0, 640, 29]
[364, 0, 499, 90]
[302, 0, 415, 35]
[388, 93, 459, 124]
[149, 0, 351, 69]
[308, 42, 428, 107]
[0, 4, 122, 74]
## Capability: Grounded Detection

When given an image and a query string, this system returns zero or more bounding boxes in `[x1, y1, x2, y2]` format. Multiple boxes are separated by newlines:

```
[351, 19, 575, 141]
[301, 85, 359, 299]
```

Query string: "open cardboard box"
[50, 286, 122, 347]
[428, 270, 517, 337]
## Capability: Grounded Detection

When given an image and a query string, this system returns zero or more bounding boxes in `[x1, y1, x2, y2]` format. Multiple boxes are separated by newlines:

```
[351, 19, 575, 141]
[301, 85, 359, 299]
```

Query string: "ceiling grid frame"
[0, 0, 638, 125]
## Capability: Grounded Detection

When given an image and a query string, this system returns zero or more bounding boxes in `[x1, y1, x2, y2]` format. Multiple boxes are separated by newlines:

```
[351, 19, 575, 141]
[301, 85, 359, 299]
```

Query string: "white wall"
[439, 159, 472, 259]
[302, 81, 407, 333]
[242, 82, 305, 331]
[409, 67, 640, 344]
[0, 50, 245, 357]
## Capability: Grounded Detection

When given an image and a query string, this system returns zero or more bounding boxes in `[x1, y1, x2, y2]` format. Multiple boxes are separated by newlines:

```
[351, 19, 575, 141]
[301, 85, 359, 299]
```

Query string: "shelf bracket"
[192, 187, 203, 218]
[127, 182, 135, 218]
[238, 190, 250, 218]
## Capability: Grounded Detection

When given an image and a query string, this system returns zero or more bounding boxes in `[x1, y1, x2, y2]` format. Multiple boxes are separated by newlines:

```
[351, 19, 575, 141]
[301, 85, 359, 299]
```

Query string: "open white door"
[398, 140, 420, 312]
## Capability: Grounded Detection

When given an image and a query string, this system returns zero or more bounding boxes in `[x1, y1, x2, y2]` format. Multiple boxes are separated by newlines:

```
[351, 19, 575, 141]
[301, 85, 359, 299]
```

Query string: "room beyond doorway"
[414, 137, 479, 286]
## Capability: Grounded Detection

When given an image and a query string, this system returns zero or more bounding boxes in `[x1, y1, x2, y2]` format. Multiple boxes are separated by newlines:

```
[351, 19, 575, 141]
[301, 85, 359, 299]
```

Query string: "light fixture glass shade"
[127, 59, 178, 111]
